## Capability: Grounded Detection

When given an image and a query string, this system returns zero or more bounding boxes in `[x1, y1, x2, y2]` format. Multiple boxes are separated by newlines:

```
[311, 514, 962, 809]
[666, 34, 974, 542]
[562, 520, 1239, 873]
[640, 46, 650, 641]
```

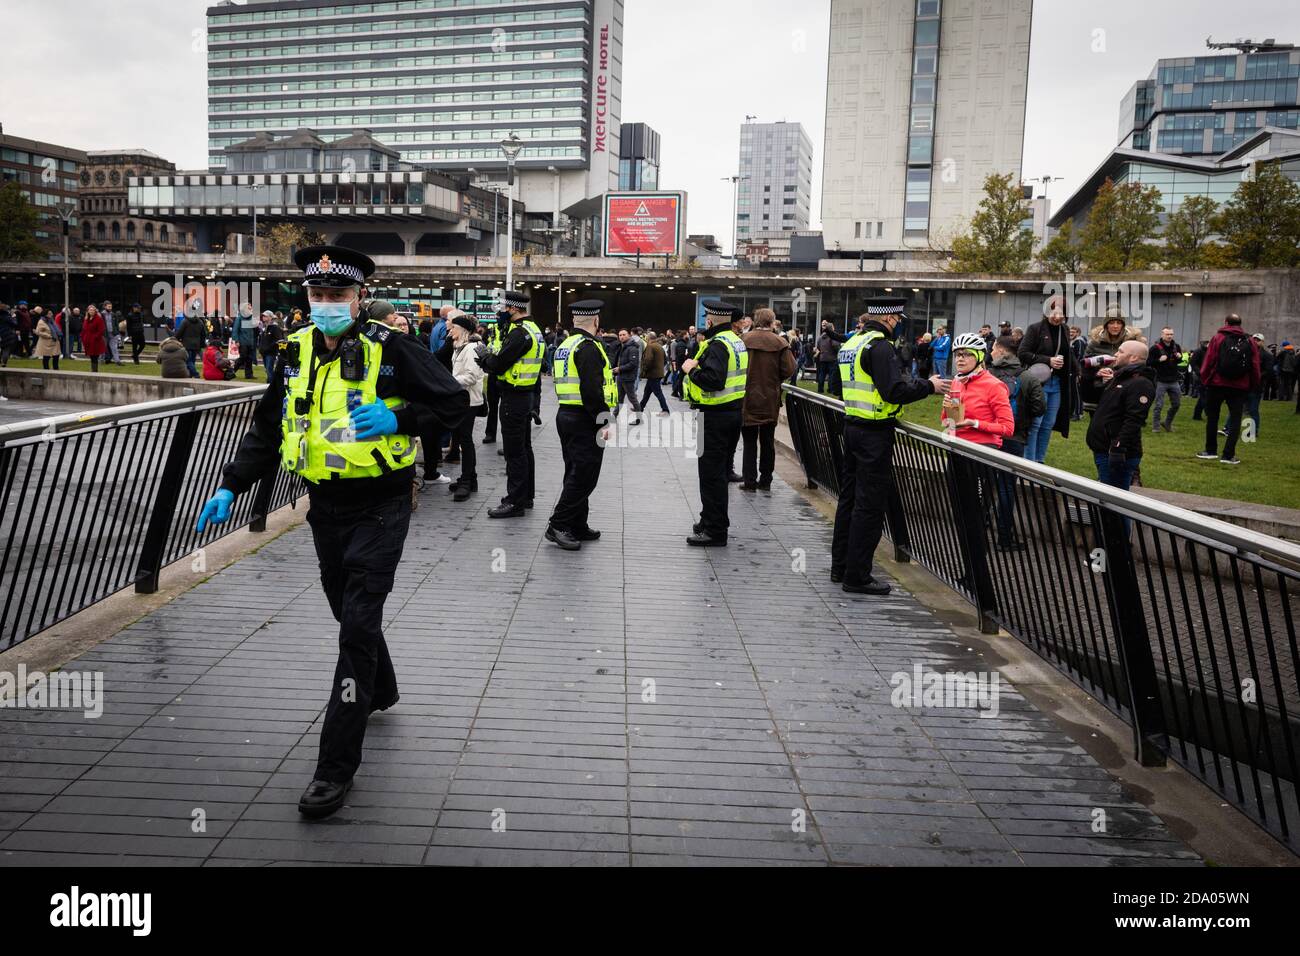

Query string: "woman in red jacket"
[202, 337, 231, 381]
[941, 333, 1014, 447]
[80, 305, 107, 372]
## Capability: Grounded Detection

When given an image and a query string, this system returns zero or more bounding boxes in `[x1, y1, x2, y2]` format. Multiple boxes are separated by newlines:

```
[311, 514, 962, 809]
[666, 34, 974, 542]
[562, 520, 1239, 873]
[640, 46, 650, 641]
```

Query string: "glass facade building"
[205, 0, 603, 173]
[617, 122, 659, 190]
[736, 120, 813, 247]
[1118, 47, 1300, 157]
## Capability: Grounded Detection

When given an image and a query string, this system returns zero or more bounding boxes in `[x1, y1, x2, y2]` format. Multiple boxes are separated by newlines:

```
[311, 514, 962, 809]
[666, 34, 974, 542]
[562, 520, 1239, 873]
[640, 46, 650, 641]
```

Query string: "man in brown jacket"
[639, 331, 670, 414]
[741, 308, 797, 491]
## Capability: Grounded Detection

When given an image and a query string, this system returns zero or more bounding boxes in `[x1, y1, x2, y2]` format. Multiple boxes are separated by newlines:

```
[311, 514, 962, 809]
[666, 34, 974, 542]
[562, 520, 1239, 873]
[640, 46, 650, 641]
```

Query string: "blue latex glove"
[196, 489, 235, 533]
[350, 400, 398, 440]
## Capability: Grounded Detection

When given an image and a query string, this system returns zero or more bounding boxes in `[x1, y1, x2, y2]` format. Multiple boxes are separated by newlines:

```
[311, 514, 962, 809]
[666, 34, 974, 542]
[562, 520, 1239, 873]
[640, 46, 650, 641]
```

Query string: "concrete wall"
[955, 292, 1204, 347]
[1199, 269, 1300, 346]
[0, 369, 250, 405]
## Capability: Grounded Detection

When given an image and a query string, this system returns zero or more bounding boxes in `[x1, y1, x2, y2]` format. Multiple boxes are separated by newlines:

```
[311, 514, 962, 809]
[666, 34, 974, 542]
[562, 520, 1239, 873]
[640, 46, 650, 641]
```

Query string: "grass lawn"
[796, 379, 1300, 511]
[3, 353, 272, 383]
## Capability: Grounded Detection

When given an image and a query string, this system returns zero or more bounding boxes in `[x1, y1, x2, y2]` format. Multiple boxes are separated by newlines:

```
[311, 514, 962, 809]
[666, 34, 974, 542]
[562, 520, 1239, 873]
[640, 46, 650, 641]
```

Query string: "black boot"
[298, 779, 352, 819]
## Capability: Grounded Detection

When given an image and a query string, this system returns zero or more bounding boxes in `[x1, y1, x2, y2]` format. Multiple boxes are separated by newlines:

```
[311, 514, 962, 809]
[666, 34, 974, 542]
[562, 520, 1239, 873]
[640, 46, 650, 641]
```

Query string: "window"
[96, 222, 106, 240]
[126, 222, 136, 241]
[161, 225, 169, 242]
[111, 221, 121, 240]
[145, 223, 155, 241]
[914, 19, 939, 46]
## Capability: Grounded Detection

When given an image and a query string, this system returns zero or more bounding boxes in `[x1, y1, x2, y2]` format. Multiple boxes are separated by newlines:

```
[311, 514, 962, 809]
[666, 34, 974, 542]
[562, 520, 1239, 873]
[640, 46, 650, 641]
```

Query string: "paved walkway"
[0, 391, 1201, 866]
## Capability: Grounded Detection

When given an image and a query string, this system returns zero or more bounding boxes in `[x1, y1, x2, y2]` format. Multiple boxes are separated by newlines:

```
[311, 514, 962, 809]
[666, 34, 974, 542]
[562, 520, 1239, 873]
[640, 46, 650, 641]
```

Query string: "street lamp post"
[721, 174, 749, 261]
[499, 134, 523, 294]
[56, 202, 76, 355]
[250, 183, 264, 259]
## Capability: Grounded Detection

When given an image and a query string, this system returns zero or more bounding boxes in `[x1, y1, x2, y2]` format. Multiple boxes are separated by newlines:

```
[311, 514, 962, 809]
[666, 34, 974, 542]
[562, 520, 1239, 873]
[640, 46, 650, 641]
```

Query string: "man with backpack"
[1196, 314, 1260, 466]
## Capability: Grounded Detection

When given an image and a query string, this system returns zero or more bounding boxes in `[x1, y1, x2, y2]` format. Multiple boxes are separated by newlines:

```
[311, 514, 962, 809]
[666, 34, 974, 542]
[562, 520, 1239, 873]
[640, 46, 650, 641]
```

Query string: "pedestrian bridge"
[0, 385, 1292, 866]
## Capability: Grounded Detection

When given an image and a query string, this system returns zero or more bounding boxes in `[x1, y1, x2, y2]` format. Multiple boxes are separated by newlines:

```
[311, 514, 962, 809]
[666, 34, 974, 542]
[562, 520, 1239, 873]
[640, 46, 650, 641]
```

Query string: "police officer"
[682, 299, 748, 546]
[830, 297, 946, 595]
[479, 290, 543, 518]
[195, 245, 468, 819]
[481, 315, 504, 445]
[547, 300, 618, 551]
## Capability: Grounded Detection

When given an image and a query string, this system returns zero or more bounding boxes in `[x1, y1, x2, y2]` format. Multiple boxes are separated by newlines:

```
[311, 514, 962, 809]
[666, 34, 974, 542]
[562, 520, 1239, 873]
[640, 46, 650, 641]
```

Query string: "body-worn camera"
[340, 338, 364, 381]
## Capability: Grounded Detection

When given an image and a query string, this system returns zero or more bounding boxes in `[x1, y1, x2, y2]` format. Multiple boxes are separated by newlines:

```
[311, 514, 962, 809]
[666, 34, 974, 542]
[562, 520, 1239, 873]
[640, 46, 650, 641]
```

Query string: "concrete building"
[127, 128, 545, 257]
[0, 127, 85, 259]
[618, 122, 660, 191]
[205, 0, 623, 254]
[736, 120, 814, 248]
[1119, 40, 1300, 156]
[821, 0, 1032, 259]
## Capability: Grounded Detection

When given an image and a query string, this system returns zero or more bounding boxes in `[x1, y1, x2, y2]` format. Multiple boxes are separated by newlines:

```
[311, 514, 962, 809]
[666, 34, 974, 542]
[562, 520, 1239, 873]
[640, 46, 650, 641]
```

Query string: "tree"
[0, 181, 50, 261]
[1036, 218, 1084, 273]
[1162, 195, 1221, 269]
[261, 222, 324, 265]
[1214, 164, 1300, 269]
[1079, 177, 1163, 271]
[947, 172, 1035, 273]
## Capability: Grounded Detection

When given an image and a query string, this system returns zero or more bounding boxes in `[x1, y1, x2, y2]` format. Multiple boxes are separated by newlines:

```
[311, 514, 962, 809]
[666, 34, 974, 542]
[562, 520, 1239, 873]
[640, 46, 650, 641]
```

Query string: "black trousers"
[483, 376, 502, 440]
[616, 377, 641, 418]
[418, 416, 442, 479]
[453, 412, 477, 483]
[741, 422, 776, 486]
[306, 492, 412, 783]
[831, 422, 896, 586]
[697, 405, 742, 537]
[1204, 386, 1247, 459]
[550, 406, 604, 532]
[130, 336, 146, 363]
[640, 377, 670, 413]
[499, 386, 535, 505]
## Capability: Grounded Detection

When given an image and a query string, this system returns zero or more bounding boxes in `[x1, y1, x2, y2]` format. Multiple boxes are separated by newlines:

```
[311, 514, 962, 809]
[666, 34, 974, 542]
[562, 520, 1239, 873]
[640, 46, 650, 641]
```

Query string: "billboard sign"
[603, 192, 685, 257]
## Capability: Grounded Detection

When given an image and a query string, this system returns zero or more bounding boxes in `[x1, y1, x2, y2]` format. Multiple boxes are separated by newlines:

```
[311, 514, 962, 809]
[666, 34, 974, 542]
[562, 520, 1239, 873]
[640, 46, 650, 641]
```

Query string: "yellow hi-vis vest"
[838, 329, 902, 421]
[488, 322, 502, 354]
[499, 319, 544, 387]
[683, 329, 747, 405]
[553, 333, 618, 408]
[279, 326, 416, 480]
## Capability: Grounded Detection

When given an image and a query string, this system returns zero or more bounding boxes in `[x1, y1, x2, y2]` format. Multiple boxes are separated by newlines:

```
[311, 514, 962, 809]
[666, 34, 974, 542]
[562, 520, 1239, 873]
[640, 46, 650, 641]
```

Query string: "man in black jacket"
[1017, 303, 1079, 462]
[1086, 341, 1154, 492]
[831, 299, 945, 595]
[1147, 326, 1184, 433]
[613, 328, 642, 425]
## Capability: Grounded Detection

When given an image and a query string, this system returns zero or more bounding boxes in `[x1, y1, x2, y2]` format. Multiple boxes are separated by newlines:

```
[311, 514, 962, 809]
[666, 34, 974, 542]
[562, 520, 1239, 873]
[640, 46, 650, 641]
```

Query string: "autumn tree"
[947, 172, 1035, 274]
[1079, 178, 1163, 271]
[1214, 164, 1300, 268]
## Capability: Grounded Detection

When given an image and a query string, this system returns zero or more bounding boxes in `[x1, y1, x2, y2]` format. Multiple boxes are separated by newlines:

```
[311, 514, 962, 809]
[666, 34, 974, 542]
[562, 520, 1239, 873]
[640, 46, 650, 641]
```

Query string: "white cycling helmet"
[952, 332, 988, 355]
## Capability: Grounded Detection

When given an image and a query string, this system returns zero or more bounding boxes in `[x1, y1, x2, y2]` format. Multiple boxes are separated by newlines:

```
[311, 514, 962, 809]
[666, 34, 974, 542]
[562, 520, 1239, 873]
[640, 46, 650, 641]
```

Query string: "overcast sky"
[4, 0, 1298, 251]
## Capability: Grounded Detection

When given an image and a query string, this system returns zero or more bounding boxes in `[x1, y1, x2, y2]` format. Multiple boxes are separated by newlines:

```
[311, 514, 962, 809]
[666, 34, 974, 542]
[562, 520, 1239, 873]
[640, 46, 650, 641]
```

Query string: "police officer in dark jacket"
[478, 290, 543, 517]
[831, 298, 945, 595]
[195, 245, 468, 819]
[1086, 340, 1155, 491]
[682, 300, 748, 546]
[546, 300, 618, 551]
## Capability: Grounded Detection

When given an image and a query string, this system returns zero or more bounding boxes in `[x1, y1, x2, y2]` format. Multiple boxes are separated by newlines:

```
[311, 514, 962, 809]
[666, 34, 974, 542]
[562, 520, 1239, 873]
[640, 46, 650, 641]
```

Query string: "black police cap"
[701, 298, 743, 322]
[570, 299, 604, 317]
[864, 296, 908, 317]
[294, 244, 376, 288]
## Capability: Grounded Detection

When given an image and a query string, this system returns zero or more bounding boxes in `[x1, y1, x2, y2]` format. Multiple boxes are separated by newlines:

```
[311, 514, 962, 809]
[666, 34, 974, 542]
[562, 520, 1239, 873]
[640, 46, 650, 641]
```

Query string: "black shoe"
[842, 580, 890, 596]
[546, 526, 582, 551]
[686, 531, 727, 547]
[532, 413, 543, 426]
[830, 570, 844, 584]
[453, 483, 474, 502]
[482, 436, 496, 444]
[489, 503, 526, 519]
[500, 496, 531, 508]
[727, 472, 744, 483]
[741, 482, 758, 492]
[298, 779, 352, 819]
[498, 448, 506, 456]
[692, 521, 704, 534]
[574, 527, 602, 541]
[370, 693, 399, 715]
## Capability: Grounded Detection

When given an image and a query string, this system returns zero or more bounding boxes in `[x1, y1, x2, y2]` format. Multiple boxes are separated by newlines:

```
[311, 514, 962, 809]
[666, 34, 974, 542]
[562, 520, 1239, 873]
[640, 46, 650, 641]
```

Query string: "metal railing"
[784, 383, 1300, 853]
[0, 386, 304, 651]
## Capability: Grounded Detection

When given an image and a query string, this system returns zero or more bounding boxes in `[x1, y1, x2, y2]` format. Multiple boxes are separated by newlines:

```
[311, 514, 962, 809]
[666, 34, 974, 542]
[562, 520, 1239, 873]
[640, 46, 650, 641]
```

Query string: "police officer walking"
[479, 290, 544, 518]
[195, 245, 468, 819]
[831, 297, 946, 595]
[682, 299, 748, 546]
[546, 300, 618, 550]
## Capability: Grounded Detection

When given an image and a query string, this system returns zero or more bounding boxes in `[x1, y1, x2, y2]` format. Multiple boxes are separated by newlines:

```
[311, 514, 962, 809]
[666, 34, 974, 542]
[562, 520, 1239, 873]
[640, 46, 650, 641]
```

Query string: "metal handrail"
[782, 384, 1300, 568]
[0, 385, 265, 442]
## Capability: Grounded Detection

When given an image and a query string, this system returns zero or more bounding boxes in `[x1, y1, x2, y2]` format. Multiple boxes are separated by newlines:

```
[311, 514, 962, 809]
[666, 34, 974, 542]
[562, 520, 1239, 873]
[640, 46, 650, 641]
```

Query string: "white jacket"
[452, 341, 485, 407]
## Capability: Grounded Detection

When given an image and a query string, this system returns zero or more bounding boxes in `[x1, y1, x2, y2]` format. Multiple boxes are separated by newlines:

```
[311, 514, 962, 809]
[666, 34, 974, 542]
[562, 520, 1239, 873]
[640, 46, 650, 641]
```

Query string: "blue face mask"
[310, 301, 355, 336]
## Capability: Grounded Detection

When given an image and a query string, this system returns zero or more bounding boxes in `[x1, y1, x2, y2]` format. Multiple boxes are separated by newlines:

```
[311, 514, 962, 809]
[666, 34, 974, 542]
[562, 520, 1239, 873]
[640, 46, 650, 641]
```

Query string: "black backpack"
[1216, 334, 1252, 379]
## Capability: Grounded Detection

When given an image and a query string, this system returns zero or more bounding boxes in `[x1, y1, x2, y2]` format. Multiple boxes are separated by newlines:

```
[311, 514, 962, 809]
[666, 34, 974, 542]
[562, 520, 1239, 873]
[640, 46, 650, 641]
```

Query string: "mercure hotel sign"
[593, 22, 610, 153]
